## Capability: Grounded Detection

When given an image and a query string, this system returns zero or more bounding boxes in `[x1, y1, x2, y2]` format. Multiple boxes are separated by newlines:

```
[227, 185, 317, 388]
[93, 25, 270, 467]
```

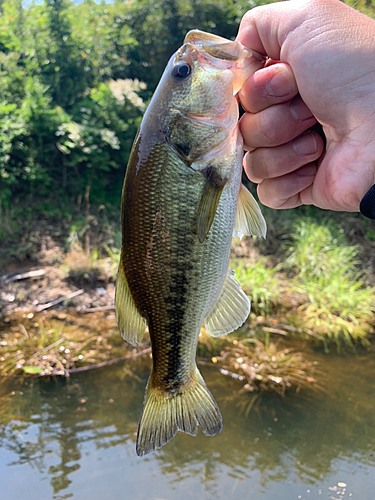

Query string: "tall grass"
[232, 257, 282, 316]
[104, 244, 121, 280]
[286, 220, 375, 349]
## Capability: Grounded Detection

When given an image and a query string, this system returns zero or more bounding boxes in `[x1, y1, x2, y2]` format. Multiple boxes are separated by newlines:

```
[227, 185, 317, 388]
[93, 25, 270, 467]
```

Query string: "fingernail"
[267, 70, 296, 97]
[296, 163, 317, 176]
[290, 99, 313, 121]
[293, 133, 317, 156]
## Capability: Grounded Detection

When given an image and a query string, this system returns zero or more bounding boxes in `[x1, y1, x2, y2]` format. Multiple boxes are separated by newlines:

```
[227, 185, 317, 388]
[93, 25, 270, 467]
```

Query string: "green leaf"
[22, 366, 43, 375]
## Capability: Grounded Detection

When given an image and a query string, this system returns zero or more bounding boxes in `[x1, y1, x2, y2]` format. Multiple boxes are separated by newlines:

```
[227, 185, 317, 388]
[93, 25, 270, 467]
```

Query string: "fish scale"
[115, 30, 266, 456]
[125, 142, 234, 385]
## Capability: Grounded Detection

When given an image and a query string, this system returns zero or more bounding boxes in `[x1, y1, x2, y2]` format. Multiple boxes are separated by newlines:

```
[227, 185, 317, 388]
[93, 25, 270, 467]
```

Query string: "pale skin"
[236, 0, 375, 212]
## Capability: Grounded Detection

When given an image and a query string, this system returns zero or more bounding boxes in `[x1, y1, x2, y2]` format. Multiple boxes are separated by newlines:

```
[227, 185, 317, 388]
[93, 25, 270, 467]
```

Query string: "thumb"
[236, 0, 373, 68]
[236, 0, 308, 61]
[236, 0, 375, 131]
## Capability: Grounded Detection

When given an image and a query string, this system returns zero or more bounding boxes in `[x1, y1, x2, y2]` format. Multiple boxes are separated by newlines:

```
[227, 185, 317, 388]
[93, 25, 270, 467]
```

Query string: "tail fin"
[136, 367, 223, 456]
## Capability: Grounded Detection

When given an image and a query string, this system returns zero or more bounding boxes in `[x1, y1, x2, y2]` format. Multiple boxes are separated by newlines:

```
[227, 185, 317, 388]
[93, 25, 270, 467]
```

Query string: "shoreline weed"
[286, 219, 375, 349]
[232, 257, 282, 316]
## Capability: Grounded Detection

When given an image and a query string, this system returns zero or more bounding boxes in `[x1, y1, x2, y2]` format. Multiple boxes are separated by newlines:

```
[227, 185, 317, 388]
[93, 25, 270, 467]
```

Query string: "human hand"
[237, 0, 375, 212]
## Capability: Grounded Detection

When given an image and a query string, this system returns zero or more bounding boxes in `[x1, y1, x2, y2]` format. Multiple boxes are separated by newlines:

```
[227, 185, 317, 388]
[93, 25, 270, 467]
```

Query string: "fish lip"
[183, 29, 230, 46]
[183, 29, 266, 65]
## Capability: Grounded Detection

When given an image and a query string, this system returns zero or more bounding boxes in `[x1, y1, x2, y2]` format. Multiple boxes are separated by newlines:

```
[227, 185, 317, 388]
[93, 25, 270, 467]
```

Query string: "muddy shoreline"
[0, 249, 148, 378]
[1, 214, 374, 400]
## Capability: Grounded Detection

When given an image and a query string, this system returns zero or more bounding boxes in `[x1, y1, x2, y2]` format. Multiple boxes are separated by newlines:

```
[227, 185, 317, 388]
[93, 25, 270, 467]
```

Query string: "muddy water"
[1, 344, 375, 500]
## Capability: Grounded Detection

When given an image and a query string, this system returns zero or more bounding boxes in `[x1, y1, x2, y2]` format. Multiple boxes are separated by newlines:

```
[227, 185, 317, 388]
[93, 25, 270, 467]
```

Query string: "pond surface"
[1, 345, 375, 500]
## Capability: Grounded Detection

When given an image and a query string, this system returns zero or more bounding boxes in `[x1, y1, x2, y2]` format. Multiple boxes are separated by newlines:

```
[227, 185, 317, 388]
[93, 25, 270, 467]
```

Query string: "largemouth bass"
[116, 30, 266, 456]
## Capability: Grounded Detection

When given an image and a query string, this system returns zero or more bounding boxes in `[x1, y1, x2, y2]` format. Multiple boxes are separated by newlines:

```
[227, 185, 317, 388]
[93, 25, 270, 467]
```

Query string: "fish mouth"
[178, 30, 266, 94]
[184, 29, 265, 64]
[174, 41, 237, 84]
[184, 30, 234, 46]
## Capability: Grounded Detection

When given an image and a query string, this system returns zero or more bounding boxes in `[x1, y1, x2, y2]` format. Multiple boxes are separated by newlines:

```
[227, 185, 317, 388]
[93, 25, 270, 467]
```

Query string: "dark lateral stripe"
[164, 212, 194, 385]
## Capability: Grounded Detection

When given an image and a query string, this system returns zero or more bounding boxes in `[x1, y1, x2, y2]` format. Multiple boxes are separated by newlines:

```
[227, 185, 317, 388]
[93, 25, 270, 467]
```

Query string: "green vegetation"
[0, 0, 263, 210]
[230, 217, 375, 351]
[218, 335, 322, 414]
[232, 257, 282, 316]
[0, 0, 375, 400]
[285, 220, 375, 349]
[0, 313, 132, 378]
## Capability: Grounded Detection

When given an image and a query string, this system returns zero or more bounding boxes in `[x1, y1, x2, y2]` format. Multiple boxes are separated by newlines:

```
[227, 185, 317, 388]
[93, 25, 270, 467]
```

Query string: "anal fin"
[233, 183, 267, 239]
[115, 260, 146, 345]
[204, 268, 250, 337]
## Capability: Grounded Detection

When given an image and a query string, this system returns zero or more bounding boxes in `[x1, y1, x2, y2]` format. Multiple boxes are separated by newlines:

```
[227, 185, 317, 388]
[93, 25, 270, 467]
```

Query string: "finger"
[240, 95, 317, 150]
[264, 59, 280, 67]
[257, 163, 317, 209]
[239, 63, 298, 113]
[244, 130, 324, 182]
[236, 0, 371, 65]
[236, 1, 307, 60]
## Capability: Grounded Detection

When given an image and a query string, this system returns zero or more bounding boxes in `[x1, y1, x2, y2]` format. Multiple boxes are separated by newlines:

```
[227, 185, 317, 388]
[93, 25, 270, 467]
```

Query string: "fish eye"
[172, 62, 192, 80]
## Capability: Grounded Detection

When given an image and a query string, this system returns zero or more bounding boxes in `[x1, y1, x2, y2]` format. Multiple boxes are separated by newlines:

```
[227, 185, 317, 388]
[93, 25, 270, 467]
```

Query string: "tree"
[43, 0, 90, 108]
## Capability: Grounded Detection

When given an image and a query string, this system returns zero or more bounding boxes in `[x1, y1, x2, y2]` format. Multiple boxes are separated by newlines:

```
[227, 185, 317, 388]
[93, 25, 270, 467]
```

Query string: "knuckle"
[247, 148, 271, 180]
[257, 112, 280, 145]
[258, 182, 279, 209]
[241, 10, 253, 26]
[240, 8, 260, 27]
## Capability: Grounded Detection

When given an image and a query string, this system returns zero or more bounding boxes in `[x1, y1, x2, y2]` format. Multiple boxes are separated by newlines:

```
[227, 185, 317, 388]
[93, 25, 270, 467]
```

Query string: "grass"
[104, 243, 121, 281]
[0, 205, 17, 240]
[232, 216, 375, 350]
[232, 257, 282, 316]
[285, 220, 375, 349]
[1, 197, 375, 387]
[0, 313, 133, 378]
[58, 216, 375, 350]
[217, 334, 323, 415]
[285, 219, 358, 279]
[61, 227, 121, 285]
[347, 0, 375, 19]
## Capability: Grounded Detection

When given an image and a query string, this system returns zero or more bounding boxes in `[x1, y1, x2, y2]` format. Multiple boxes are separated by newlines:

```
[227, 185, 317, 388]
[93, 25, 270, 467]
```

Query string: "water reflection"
[1, 347, 375, 499]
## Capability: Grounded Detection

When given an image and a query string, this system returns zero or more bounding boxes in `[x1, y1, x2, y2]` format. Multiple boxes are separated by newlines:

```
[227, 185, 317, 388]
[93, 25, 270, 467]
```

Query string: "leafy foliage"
[0, 0, 268, 208]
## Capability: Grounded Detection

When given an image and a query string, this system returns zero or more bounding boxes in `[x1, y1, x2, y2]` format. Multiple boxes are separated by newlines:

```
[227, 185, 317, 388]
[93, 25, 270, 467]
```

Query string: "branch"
[66, 347, 151, 375]
[35, 289, 84, 312]
[80, 305, 115, 313]
[3, 269, 45, 284]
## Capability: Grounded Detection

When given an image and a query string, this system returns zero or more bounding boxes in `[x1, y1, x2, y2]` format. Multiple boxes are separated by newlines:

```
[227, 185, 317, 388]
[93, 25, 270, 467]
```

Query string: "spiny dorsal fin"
[136, 366, 222, 456]
[115, 261, 146, 345]
[204, 267, 250, 337]
[196, 168, 226, 243]
[233, 183, 267, 239]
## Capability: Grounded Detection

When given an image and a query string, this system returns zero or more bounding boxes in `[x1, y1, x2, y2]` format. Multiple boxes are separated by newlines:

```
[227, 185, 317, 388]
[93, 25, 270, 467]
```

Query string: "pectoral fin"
[115, 260, 147, 345]
[204, 268, 250, 337]
[197, 168, 226, 243]
[233, 183, 267, 239]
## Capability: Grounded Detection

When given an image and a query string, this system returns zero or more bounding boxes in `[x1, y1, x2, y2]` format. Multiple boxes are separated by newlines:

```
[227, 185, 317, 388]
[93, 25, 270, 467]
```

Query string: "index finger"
[239, 62, 298, 113]
[235, 1, 304, 60]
